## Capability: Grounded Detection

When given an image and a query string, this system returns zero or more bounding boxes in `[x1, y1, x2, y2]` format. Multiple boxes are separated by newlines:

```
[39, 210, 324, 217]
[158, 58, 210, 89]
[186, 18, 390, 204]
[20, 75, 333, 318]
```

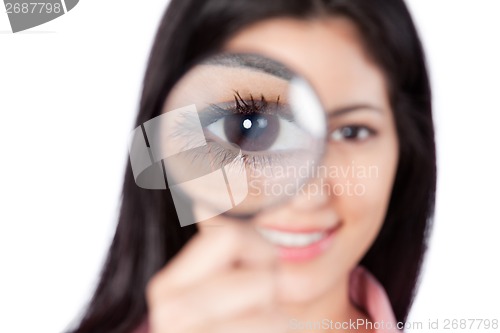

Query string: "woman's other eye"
[330, 125, 375, 142]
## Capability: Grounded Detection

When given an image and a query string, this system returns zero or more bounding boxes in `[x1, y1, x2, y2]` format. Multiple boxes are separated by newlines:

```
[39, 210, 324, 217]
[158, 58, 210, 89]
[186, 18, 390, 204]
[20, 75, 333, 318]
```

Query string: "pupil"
[224, 114, 279, 151]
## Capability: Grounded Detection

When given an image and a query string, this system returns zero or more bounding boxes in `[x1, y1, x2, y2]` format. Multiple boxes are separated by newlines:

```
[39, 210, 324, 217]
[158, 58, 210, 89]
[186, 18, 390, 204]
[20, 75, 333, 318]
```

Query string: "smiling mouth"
[256, 228, 328, 247]
[256, 225, 340, 262]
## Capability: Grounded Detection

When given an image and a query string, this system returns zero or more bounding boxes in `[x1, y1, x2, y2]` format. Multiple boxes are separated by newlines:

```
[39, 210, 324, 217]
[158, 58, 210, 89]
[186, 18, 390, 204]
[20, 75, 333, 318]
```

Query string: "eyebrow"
[327, 104, 383, 118]
[202, 53, 294, 80]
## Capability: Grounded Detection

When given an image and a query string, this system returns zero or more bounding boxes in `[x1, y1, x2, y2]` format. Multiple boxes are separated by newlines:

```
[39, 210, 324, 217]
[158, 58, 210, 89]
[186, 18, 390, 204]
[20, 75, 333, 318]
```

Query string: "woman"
[69, 0, 436, 332]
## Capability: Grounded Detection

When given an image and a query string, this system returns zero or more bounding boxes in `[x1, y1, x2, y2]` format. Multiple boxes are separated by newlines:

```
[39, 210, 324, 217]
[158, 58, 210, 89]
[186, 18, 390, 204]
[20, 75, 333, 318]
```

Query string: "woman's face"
[189, 17, 399, 306]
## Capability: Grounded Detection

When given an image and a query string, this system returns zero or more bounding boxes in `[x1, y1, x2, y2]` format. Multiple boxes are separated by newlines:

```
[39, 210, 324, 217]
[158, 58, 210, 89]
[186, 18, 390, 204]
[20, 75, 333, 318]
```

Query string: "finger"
[148, 267, 277, 332]
[148, 220, 276, 296]
[200, 219, 277, 268]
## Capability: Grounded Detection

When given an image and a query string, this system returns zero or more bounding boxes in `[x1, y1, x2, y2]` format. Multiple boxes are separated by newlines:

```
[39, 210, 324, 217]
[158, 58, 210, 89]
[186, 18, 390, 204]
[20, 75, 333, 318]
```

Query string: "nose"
[288, 174, 330, 212]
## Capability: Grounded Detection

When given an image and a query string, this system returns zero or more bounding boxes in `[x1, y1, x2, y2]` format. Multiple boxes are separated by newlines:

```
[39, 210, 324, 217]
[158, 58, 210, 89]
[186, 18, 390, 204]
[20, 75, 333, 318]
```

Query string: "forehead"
[223, 17, 390, 110]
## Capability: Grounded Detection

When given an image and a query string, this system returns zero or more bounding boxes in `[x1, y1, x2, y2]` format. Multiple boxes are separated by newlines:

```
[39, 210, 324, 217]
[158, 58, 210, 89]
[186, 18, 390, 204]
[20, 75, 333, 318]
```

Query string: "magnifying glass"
[129, 53, 327, 226]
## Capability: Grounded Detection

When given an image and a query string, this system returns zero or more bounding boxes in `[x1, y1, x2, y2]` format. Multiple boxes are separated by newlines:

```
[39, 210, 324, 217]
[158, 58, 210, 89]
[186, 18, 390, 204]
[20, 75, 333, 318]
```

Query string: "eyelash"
[202, 91, 282, 124]
[232, 90, 281, 115]
[330, 125, 377, 142]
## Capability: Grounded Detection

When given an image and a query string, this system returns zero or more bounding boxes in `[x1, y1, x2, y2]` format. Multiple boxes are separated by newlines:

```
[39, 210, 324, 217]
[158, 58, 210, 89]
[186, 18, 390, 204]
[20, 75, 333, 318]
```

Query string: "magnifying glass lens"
[130, 53, 327, 226]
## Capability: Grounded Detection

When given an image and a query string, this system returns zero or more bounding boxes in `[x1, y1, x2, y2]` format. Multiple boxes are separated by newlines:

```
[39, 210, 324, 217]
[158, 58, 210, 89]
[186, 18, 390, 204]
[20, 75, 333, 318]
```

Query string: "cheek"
[325, 144, 398, 247]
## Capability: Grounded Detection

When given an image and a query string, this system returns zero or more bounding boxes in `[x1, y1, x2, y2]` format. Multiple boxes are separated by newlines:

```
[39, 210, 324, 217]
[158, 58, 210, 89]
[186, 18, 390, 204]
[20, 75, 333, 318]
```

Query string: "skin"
[147, 17, 399, 333]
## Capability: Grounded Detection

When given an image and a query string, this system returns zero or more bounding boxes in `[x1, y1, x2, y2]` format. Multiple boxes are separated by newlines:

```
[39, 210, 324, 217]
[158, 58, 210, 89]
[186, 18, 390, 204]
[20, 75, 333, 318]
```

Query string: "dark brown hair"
[68, 0, 435, 332]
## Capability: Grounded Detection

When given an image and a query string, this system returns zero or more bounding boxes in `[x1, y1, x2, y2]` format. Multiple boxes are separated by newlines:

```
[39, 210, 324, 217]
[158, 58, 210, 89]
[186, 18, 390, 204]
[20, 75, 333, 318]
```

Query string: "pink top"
[349, 266, 400, 332]
[133, 266, 399, 333]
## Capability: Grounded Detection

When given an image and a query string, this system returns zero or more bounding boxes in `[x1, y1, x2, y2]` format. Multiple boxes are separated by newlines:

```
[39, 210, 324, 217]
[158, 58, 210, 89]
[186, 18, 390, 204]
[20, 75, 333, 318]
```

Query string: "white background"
[0, 1, 499, 332]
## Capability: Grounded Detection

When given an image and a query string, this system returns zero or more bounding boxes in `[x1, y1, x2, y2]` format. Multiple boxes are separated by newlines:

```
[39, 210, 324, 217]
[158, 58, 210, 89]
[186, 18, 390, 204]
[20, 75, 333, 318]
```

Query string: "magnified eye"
[205, 112, 303, 152]
[132, 53, 328, 222]
[202, 93, 308, 153]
